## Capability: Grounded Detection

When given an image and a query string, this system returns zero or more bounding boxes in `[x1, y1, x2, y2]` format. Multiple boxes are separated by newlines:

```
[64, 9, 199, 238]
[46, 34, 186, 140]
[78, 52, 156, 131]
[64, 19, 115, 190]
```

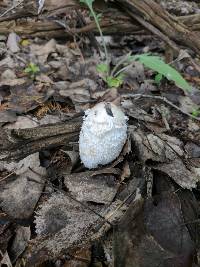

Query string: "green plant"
[154, 73, 163, 84]
[80, 0, 109, 73]
[80, 0, 191, 92]
[96, 63, 124, 87]
[24, 63, 40, 78]
[129, 54, 191, 91]
[191, 108, 200, 117]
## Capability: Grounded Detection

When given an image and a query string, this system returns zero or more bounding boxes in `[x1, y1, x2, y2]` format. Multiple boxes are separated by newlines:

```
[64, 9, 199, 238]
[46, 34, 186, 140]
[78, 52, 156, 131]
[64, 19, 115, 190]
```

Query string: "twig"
[122, 93, 200, 122]
[0, 171, 15, 182]
[111, 51, 132, 77]
[0, 0, 24, 18]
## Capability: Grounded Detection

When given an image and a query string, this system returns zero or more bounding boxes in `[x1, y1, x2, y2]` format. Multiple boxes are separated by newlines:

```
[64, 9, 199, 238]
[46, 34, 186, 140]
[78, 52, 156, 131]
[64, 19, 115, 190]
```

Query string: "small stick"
[0, 171, 15, 182]
[0, 0, 24, 18]
[122, 93, 200, 122]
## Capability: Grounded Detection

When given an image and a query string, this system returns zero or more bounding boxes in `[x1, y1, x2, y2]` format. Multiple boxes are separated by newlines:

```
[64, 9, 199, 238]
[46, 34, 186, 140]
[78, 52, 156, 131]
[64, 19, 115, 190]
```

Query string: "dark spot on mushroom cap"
[105, 103, 114, 117]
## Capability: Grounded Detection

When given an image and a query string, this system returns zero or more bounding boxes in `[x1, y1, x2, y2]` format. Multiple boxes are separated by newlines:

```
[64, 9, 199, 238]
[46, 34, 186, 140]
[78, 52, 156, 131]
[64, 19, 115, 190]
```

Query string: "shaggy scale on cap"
[79, 102, 128, 169]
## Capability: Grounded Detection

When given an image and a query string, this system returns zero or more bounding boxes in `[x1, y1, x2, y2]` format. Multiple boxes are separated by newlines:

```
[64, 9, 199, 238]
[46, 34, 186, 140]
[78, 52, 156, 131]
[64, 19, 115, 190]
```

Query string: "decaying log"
[0, 121, 81, 162]
[1, 0, 200, 43]
[0, 9, 200, 38]
[0, 0, 144, 38]
[0, 13, 143, 38]
[116, 0, 200, 55]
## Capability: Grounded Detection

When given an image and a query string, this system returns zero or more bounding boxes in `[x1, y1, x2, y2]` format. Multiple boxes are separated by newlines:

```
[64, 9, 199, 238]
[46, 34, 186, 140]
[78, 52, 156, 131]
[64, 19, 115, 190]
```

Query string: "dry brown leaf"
[0, 117, 46, 218]
[131, 129, 183, 162]
[64, 168, 119, 204]
[58, 79, 96, 103]
[31, 39, 56, 64]
[0, 111, 17, 123]
[114, 193, 196, 267]
[6, 32, 20, 53]
[28, 192, 101, 265]
[120, 161, 130, 182]
[130, 129, 199, 189]
[10, 226, 31, 262]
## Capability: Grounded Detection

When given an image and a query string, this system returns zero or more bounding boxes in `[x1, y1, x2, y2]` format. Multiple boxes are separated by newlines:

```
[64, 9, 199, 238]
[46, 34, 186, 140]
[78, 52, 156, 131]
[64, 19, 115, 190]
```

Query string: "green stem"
[111, 52, 132, 77]
[89, 7, 109, 75]
[114, 63, 134, 77]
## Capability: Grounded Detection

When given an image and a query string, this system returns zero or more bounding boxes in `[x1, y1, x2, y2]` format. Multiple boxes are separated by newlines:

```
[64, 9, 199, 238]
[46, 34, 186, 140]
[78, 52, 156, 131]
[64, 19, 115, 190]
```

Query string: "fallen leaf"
[131, 129, 183, 162]
[1, 69, 16, 80]
[153, 159, 199, 189]
[29, 192, 101, 265]
[0, 223, 12, 256]
[130, 129, 199, 189]
[0, 166, 45, 219]
[185, 142, 200, 158]
[31, 39, 56, 64]
[114, 192, 197, 267]
[179, 96, 199, 114]
[0, 111, 17, 123]
[0, 69, 26, 86]
[6, 32, 20, 53]
[0, 56, 15, 68]
[123, 61, 145, 83]
[120, 161, 130, 182]
[58, 78, 96, 103]
[0, 117, 46, 219]
[10, 226, 31, 263]
[0, 251, 12, 267]
[6, 83, 53, 113]
[64, 168, 119, 204]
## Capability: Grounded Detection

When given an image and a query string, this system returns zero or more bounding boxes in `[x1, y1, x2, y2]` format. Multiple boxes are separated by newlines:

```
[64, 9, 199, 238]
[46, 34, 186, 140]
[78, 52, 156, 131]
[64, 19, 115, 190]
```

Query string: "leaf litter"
[0, 1, 200, 267]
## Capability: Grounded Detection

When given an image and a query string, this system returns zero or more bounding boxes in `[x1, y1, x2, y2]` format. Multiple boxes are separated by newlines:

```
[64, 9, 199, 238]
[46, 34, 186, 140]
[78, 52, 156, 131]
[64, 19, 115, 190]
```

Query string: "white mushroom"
[79, 102, 128, 169]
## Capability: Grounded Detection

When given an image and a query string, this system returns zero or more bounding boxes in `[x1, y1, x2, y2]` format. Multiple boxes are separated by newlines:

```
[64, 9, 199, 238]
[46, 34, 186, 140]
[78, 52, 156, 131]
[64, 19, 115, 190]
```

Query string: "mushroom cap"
[79, 102, 128, 169]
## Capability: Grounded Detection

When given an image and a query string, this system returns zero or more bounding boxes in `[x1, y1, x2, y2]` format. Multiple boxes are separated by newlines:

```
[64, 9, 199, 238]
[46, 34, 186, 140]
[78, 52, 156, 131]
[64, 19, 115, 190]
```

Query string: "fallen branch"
[1, 1, 200, 40]
[0, 10, 143, 38]
[0, 121, 81, 162]
[116, 0, 200, 55]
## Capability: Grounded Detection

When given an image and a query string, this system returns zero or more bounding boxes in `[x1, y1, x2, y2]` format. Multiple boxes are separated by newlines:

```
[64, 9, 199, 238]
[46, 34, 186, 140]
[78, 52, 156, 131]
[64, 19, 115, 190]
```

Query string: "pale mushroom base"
[79, 125, 127, 169]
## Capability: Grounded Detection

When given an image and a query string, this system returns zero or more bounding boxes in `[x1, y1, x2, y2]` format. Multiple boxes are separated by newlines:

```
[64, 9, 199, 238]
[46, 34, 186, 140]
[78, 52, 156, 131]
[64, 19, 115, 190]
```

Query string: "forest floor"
[0, 0, 200, 267]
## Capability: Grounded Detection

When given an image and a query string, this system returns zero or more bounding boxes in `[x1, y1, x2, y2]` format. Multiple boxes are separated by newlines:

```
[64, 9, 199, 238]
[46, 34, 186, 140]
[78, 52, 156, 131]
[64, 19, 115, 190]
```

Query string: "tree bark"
[1, 0, 200, 45]
[116, 0, 200, 54]
[0, 121, 81, 162]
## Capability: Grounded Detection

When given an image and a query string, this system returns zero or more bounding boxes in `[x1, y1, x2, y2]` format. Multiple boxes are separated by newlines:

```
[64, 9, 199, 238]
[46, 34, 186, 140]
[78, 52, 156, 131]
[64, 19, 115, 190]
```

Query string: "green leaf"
[96, 13, 102, 20]
[79, 0, 94, 8]
[154, 73, 163, 84]
[24, 67, 31, 73]
[106, 75, 123, 88]
[96, 63, 109, 74]
[130, 54, 191, 92]
[24, 63, 40, 75]
[191, 108, 200, 117]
